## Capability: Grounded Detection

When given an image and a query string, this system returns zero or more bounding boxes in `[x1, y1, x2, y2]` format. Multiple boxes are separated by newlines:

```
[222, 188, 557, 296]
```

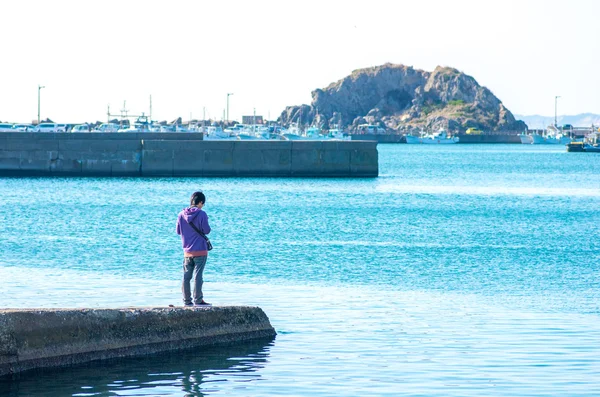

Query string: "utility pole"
[37, 85, 45, 124]
[554, 95, 561, 128]
[226, 93, 234, 122]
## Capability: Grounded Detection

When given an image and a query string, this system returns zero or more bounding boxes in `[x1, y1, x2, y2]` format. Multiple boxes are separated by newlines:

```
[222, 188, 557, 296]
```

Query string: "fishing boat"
[405, 129, 459, 144]
[328, 128, 350, 140]
[93, 123, 121, 133]
[529, 126, 573, 144]
[519, 133, 533, 144]
[204, 126, 238, 140]
[357, 124, 387, 134]
[117, 115, 152, 133]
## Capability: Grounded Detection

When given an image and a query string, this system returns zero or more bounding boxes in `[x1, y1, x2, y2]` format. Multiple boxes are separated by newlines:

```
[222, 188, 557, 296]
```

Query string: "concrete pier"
[0, 132, 379, 177]
[0, 306, 276, 377]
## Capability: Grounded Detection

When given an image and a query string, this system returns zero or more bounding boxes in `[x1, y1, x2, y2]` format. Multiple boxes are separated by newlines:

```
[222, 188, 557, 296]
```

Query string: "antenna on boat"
[149, 95, 153, 120]
[554, 95, 561, 128]
[121, 101, 129, 119]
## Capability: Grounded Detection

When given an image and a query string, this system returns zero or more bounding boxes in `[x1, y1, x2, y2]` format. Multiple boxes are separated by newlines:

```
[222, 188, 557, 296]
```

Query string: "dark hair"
[190, 191, 206, 206]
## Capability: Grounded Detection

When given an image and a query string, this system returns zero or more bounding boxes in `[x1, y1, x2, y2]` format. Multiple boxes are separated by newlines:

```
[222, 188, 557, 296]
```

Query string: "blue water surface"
[0, 144, 599, 396]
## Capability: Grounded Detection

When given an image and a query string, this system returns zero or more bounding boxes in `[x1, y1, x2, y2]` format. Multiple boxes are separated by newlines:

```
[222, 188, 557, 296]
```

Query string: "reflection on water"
[0, 338, 275, 397]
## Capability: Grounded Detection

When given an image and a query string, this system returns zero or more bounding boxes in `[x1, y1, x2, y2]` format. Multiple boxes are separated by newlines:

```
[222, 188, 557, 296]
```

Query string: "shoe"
[194, 300, 211, 306]
[184, 303, 193, 307]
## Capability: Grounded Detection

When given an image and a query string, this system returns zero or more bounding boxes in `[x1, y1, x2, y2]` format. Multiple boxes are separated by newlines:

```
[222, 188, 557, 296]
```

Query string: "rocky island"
[279, 63, 527, 134]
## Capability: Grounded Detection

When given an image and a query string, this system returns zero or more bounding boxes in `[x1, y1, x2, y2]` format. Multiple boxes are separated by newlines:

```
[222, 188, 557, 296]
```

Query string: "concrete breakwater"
[350, 134, 406, 143]
[0, 306, 276, 377]
[456, 134, 521, 143]
[0, 132, 378, 177]
[350, 133, 522, 144]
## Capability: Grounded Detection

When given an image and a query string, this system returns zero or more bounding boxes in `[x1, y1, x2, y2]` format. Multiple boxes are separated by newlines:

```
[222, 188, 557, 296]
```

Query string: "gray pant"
[182, 256, 207, 305]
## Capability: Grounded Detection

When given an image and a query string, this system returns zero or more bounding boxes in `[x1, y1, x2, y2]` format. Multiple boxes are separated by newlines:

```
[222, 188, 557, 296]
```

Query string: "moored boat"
[519, 133, 532, 144]
[405, 129, 459, 144]
[204, 126, 238, 140]
[566, 142, 600, 152]
[529, 126, 574, 144]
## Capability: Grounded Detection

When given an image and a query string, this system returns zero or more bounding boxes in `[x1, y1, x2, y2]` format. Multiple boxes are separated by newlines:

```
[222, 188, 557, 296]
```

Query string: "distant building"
[242, 115, 263, 125]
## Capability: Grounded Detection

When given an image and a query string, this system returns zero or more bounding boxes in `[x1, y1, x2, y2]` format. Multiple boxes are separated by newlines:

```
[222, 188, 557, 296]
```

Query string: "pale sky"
[0, 0, 598, 123]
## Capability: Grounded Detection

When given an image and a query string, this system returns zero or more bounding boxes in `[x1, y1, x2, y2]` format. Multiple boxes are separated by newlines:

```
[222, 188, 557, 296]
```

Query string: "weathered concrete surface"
[0, 306, 276, 377]
[0, 133, 379, 177]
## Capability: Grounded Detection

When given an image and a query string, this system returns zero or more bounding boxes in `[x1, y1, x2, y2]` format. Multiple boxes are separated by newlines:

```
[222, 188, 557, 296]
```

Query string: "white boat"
[71, 124, 91, 133]
[93, 123, 121, 133]
[117, 115, 153, 133]
[281, 123, 309, 140]
[281, 132, 310, 140]
[240, 125, 268, 140]
[11, 124, 35, 132]
[224, 124, 245, 135]
[173, 125, 198, 133]
[405, 129, 459, 144]
[256, 126, 277, 139]
[328, 128, 350, 140]
[305, 126, 322, 139]
[204, 126, 238, 140]
[357, 124, 386, 134]
[186, 124, 202, 133]
[519, 134, 533, 144]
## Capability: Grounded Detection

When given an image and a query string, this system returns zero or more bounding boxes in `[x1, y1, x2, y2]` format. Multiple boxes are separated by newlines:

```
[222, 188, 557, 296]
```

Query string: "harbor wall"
[349, 133, 521, 144]
[456, 134, 521, 143]
[350, 134, 406, 143]
[0, 307, 276, 377]
[0, 133, 378, 177]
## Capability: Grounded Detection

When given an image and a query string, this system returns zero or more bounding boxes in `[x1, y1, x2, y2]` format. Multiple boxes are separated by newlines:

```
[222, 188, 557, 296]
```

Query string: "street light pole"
[554, 95, 561, 128]
[226, 93, 233, 123]
[37, 85, 45, 124]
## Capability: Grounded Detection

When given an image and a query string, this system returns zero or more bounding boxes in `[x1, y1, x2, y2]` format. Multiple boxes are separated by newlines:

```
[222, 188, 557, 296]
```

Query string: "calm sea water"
[1, 144, 599, 396]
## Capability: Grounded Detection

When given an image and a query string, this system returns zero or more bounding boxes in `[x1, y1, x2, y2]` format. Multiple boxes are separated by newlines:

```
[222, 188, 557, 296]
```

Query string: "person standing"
[176, 191, 212, 306]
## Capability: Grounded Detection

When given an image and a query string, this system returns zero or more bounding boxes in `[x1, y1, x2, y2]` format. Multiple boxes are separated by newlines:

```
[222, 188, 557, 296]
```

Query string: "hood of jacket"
[182, 207, 203, 223]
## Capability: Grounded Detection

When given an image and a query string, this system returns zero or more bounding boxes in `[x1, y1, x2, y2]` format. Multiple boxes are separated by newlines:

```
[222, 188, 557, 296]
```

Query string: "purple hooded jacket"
[176, 207, 211, 256]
